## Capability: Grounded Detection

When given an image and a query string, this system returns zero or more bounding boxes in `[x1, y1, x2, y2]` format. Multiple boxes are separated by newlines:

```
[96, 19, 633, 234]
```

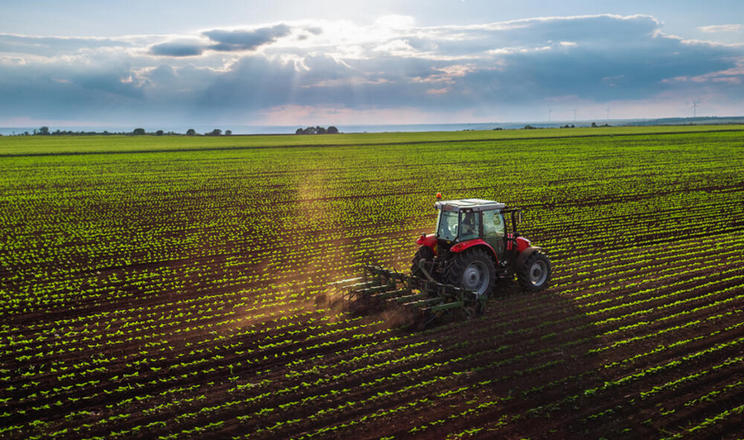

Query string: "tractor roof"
[435, 198, 506, 212]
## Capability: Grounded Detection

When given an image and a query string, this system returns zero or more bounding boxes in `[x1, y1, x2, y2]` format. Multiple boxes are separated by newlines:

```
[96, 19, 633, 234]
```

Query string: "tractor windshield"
[437, 210, 459, 241]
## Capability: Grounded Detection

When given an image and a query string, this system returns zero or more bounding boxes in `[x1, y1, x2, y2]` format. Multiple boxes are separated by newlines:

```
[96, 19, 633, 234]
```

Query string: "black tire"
[517, 251, 552, 291]
[411, 246, 435, 278]
[445, 248, 496, 298]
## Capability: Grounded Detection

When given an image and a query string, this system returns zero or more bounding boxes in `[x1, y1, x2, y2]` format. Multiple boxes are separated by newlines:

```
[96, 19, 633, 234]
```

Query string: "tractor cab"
[414, 196, 549, 298]
[434, 198, 522, 259]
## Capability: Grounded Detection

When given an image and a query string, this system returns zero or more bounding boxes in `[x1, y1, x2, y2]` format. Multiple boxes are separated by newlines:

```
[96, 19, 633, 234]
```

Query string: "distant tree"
[155, 129, 164, 136]
[523, 125, 536, 130]
[133, 128, 146, 135]
[186, 128, 196, 136]
[296, 126, 343, 135]
[208, 129, 222, 136]
[591, 122, 597, 128]
[39, 126, 50, 135]
[225, 130, 232, 136]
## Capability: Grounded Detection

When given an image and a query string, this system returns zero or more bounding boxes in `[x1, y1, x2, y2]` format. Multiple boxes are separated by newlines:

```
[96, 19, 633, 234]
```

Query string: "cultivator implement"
[331, 265, 485, 328]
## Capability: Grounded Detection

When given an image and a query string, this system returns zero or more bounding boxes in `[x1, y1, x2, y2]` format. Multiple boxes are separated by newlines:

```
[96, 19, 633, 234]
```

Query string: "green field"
[2, 126, 744, 439]
[2, 124, 743, 155]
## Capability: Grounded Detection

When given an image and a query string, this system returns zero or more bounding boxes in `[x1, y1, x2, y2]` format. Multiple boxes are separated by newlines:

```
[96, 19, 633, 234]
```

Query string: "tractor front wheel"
[517, 251, 552, 291]
[446, 248, 496, 298]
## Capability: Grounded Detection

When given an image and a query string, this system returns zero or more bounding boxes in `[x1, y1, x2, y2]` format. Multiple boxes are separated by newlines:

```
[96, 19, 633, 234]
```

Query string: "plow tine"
[371, 289, 410, 300]
[426, 301, 464, 312]
[345, 281, 376, 290]
[403, 297, 443, 308]
[352, 285, 394, 295]
[329, 276, 364, 286]
[392, 292, 428, 303]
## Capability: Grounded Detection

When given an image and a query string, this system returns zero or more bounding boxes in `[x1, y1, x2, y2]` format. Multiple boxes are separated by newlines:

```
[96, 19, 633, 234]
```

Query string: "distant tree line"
[203, 129, 232, 136]
[128, 127, 233, 136]
[295, 126, 339, 135]
[17, 127, 235, 136]
[558, 123, 611, 128]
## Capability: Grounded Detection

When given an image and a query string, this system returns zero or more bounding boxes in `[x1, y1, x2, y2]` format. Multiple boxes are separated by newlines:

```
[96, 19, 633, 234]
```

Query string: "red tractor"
[337, 196, 552, 326]
[411, 197, 551, 297]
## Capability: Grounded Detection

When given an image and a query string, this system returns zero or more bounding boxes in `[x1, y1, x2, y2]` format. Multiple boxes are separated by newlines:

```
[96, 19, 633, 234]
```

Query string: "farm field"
[1, 126, 744, 439]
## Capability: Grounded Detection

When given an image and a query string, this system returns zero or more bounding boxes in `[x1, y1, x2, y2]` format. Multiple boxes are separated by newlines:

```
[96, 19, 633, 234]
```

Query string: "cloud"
[149, 24, 294, 57]
[149, 40, 205, 57]
[0, 33, 136, 57]
[203, 24, 291, 52]
[2, 14, 744, 126]
[698, 24, 742, 33]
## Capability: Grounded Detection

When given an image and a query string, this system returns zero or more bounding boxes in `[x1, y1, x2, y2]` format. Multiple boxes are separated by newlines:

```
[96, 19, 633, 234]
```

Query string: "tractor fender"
[515, 246, 543, 270]
[449, 239, 499, 263]
[506, 235, 531, 252]
[516, 236, 531, 252]
[416, 233, 437, 253]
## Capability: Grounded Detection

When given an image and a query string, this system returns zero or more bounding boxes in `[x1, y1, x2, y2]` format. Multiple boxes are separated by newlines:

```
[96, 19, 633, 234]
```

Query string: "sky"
[1, 0, 743, 129]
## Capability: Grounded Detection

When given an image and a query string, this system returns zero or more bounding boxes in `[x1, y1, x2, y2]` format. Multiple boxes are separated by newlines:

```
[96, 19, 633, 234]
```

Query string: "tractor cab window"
[459, 210, 480, 241]
[483, 209, 505, 258]
[483, 210, 505, 237]
[437, 210, 459, 241]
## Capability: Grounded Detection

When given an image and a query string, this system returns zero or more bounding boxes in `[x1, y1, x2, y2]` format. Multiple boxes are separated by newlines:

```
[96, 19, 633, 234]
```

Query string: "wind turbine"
[691, 99, 700, 118]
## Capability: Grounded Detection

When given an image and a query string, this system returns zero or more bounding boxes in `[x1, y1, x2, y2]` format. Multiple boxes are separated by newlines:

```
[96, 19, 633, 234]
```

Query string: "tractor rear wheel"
[411, 246, 435, 279]
[517, 251, 552, 291]
[446, 248, 496, 298]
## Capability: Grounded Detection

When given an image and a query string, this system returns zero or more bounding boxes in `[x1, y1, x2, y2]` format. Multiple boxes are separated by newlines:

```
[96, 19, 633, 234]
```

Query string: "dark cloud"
[0, 60, 144, 123]
[149, 24, 292, 57]
[149, 40, 204, 57]
[504, 14, 660, 45]
[203, 24, 291, 52]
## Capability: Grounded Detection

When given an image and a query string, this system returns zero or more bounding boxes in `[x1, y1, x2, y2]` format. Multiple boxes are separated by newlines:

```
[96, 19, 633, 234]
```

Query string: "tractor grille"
[436, 240, 452, 263]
